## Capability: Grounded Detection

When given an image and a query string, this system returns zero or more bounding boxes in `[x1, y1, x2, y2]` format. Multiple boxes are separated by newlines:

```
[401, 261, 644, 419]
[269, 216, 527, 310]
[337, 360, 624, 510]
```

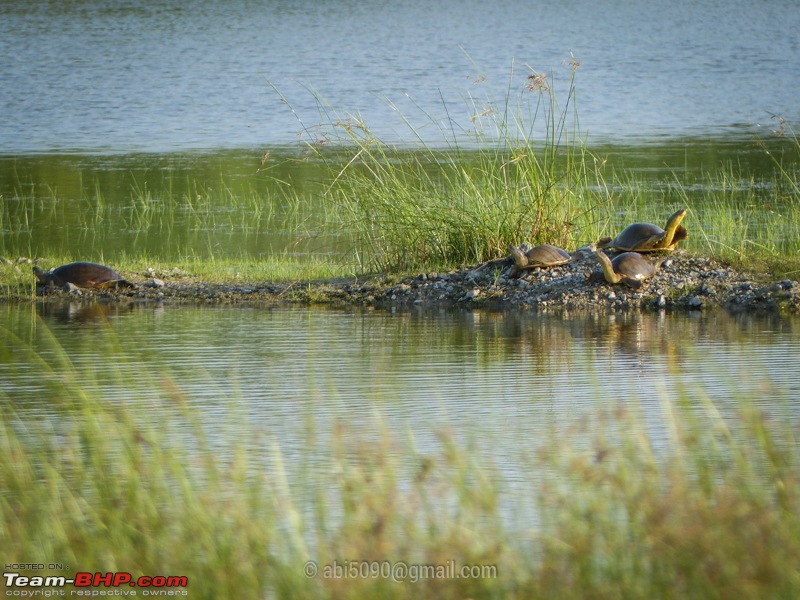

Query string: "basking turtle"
[34, 262, 135, 290]
[508, 244, 571, 275]
[591, 246, 664, 290]
[597, 208, 688, 252]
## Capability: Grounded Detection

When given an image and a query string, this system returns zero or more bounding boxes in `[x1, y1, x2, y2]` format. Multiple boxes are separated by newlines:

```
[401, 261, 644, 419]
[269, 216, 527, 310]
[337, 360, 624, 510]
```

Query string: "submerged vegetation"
[1, 328, 799, 599]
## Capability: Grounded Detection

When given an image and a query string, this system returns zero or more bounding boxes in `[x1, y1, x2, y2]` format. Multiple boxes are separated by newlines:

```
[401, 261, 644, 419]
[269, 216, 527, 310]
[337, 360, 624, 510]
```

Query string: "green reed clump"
[295, 60, 608, 272]
[2, 324, 799, 599]
[0, 328, 274, 597]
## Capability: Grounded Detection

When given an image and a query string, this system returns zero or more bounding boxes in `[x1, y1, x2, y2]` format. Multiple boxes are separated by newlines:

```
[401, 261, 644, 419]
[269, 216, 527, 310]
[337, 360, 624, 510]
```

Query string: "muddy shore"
[15, 248, 800, 314]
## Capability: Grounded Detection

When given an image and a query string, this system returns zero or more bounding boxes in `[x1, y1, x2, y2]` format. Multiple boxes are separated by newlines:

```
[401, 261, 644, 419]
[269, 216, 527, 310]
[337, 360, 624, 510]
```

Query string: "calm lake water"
[2, 303, 799, 460]
[1, 0, 799, 153]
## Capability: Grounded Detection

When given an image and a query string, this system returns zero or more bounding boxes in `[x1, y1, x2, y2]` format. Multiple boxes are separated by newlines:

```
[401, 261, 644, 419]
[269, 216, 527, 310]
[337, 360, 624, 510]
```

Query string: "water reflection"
[36, 300, 137, 325]
[2, 302, 798, 411]
[2, 303, 798, 497]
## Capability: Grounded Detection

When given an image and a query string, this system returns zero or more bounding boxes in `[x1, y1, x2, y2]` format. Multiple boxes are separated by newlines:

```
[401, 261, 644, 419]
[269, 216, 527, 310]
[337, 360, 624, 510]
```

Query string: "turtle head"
[33, 266, 48, 283]
[508, 245, 529, 268]
[669, 208, 688, 221]
[660, 208, 688, 249]
[590, 245, 621, 285]
[665, 208, 688, 232]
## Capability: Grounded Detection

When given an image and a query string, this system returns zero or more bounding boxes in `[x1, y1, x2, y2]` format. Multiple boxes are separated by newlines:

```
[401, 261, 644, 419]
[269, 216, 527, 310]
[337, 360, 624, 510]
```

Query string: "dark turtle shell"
[611, 252, 660, 282]
[598, 209, 688, 252]
[590, 249, 664, 290]
[34, 262, 134, 289]
[509, 244, 571, 272]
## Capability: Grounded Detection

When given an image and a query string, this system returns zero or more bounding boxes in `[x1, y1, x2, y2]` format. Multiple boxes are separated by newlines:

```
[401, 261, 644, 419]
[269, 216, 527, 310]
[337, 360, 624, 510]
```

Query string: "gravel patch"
[19, 248, 800, 313]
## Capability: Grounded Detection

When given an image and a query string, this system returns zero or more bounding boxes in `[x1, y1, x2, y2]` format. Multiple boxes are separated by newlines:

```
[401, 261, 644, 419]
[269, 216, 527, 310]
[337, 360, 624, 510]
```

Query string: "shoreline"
[12, 249, 800, 314]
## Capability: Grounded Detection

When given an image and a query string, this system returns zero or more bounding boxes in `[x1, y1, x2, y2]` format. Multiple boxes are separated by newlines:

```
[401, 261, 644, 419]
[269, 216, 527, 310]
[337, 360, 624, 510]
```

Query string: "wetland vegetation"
[2, 78, 799, 295]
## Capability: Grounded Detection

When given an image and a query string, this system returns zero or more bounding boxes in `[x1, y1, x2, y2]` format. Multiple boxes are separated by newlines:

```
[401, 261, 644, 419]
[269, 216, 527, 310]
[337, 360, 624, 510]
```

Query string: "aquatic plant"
[285, 57, 608, 272]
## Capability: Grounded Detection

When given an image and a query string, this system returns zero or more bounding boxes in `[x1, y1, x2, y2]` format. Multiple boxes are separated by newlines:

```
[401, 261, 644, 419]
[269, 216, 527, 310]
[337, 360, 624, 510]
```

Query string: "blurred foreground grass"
[1, 324, 798, 599]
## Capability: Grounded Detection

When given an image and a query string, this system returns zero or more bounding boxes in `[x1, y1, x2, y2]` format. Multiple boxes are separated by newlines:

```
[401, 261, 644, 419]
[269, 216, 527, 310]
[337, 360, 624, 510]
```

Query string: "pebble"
[19, 251, 800, 313]
[359, 252, 799, 313]
[686, 296, 703, 308]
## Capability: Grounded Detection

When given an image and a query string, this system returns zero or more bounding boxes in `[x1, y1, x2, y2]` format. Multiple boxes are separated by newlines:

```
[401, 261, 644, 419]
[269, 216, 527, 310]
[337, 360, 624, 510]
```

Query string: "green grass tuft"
[296, 59, 608, 272]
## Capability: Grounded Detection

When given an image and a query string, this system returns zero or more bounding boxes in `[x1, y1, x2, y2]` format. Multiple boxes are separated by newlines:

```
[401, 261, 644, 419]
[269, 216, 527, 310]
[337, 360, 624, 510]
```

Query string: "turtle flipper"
[96, 279, 137, 290]
[669, 225, 688, 248]
[621, 277, 643, 290]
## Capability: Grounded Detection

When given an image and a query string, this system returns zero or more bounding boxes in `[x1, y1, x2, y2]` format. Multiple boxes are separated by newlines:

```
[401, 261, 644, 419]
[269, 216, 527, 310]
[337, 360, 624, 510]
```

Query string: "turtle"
[508, 244, 571, 276]
[33, 262, 135, 290]
[590, 245, 664, 290]
[597, 208, 688, 252]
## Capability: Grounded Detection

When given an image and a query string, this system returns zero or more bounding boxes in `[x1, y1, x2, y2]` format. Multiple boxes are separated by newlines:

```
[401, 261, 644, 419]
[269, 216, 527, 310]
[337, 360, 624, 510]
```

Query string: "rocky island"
[18, 248, 800, 314]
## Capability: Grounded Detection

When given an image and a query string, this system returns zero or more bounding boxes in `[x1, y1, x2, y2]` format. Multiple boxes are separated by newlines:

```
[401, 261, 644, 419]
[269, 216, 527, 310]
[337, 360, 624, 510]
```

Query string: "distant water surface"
[1, 0, 798, 153]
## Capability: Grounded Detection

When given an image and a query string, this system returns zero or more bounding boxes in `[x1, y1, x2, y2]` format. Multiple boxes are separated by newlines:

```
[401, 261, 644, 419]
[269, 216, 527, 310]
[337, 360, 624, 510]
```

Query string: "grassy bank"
[1, 253, 351, 298]
[1, 328, 799, 599]
[2, 66, 800, 282]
